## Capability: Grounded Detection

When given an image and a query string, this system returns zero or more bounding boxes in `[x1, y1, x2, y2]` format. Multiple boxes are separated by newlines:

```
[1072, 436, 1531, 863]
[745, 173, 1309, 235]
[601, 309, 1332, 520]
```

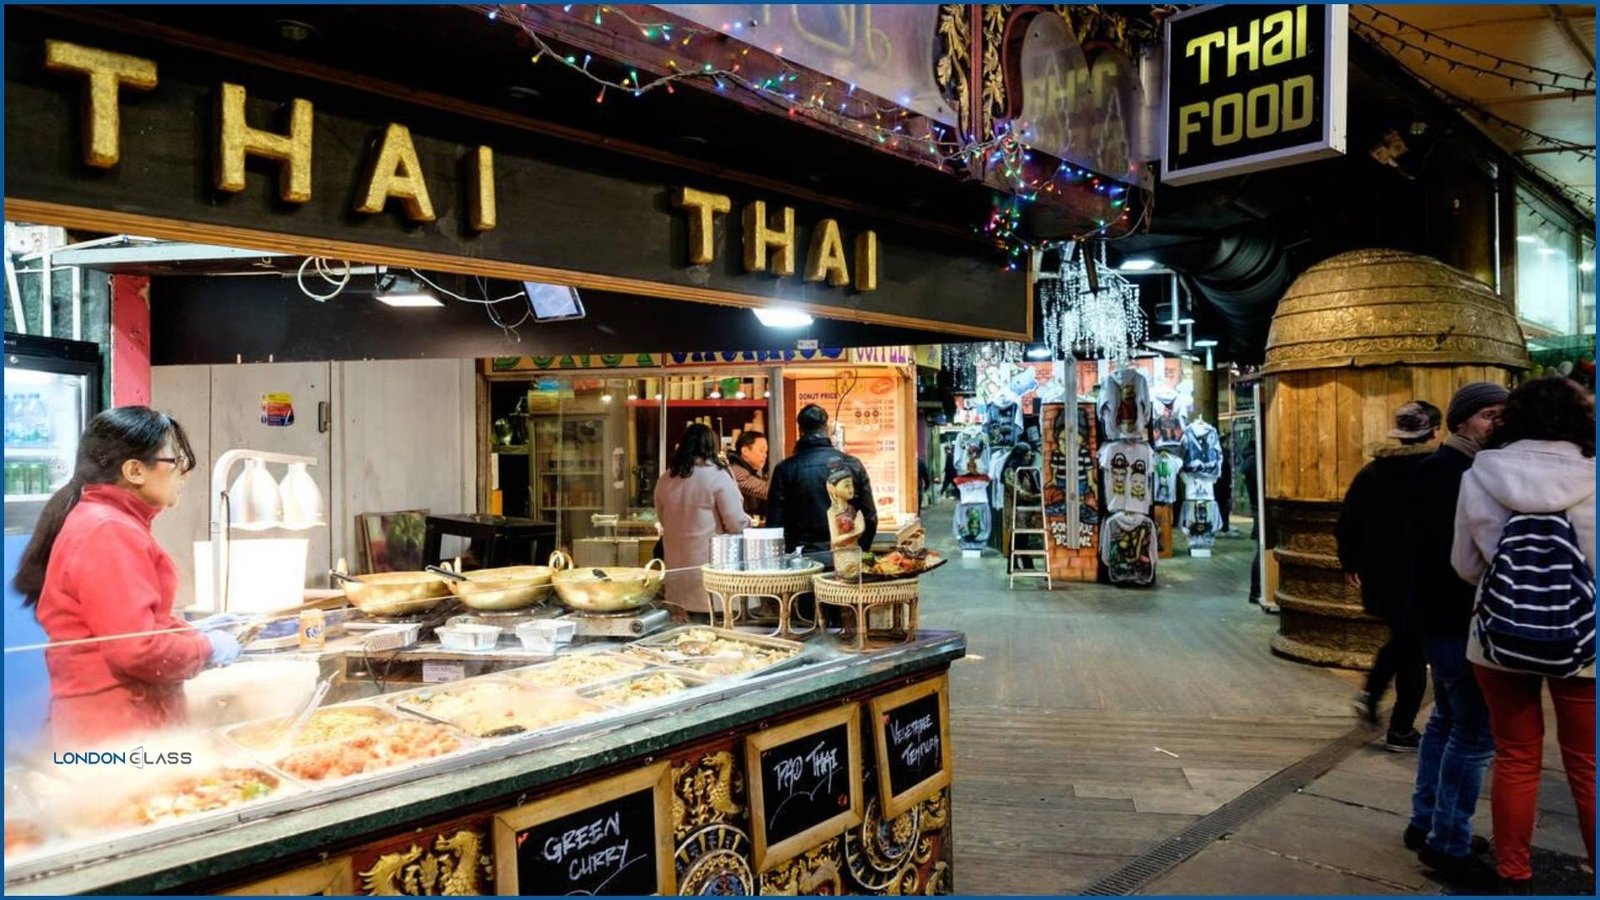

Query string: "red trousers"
[1473, 665, 1596, 880]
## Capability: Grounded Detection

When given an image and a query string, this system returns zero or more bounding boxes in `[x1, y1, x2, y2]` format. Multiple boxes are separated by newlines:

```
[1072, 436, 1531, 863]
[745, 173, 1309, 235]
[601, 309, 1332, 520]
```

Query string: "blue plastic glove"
[206, 630, 242, 667]
[194, 612, 245, 633]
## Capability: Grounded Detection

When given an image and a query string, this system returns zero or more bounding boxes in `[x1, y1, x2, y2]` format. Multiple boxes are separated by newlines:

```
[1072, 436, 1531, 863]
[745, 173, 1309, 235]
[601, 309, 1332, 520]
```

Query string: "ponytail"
[11, 406, 195, 607]
[13, 478, 86, 607]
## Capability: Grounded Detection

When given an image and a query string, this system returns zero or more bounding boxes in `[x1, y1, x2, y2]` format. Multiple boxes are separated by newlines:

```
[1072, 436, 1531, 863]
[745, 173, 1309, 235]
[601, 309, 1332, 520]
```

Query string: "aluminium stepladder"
[1008, 466, 1052, 589]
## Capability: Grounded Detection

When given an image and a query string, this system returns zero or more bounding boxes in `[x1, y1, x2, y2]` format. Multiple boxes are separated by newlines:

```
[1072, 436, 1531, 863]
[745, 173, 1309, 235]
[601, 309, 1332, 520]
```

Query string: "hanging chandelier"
[1039, 243, 1147, 361]
[943, 341, 1024, 391]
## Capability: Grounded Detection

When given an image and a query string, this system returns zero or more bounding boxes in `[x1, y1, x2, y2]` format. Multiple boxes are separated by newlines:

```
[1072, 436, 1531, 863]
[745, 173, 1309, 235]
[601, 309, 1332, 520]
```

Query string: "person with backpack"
[1403, 382, 1506, 886]
[1339, 400, 1442, 751]
[1453, 376, 1597, 894]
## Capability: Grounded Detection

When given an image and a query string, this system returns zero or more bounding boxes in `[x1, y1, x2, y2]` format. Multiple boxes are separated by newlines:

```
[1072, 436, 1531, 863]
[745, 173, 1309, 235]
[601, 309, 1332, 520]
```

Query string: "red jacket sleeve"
[73, 520, 212, 684]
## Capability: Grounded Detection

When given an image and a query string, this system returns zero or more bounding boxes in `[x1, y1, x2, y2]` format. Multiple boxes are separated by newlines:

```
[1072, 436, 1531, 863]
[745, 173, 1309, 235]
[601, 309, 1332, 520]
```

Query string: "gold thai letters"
[356, 123, 436, 222]
[43, 40, 157, 169]
[673, 187, 733, 265]
[468, 145, 496, 232]
[804, 219, 851, 287]
[216, 82, 314, 203]
[742, 200, 797, 277]
[676, 188, 878, 292]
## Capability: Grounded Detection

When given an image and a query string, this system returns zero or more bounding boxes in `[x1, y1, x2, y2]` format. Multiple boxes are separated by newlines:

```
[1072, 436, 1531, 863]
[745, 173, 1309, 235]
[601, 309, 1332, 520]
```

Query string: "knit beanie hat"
[1446, 382, 1510, 432]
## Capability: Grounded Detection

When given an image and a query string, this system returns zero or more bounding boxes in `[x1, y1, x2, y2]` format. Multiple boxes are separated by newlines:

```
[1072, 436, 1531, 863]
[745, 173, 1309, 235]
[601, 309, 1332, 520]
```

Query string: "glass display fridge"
[3, 333, 101, 535]
[3, 333, 102, 754]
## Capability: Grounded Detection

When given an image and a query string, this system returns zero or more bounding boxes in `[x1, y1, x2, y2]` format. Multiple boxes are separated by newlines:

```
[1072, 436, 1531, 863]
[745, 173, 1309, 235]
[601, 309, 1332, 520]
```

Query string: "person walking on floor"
[653, 423, 751, 621]
[1453, 376, 1596, 894]
[1403, 382, 1507, 887]
[1337, 400, 1442, 751]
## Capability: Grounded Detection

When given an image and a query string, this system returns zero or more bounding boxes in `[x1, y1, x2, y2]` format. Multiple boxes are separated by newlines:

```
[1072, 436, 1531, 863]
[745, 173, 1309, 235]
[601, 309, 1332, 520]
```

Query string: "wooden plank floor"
[918, 507, 1363, 894]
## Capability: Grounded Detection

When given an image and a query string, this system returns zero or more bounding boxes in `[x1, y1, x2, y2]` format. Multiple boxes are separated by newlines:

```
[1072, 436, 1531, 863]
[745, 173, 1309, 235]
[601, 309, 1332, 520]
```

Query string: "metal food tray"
[260, 716, 484, 791]
[504, 647, 654, 689]
[575, 667, 713, 711]
[3, 757, 311, 883]
[623, 626, 808, 679]
[220, 702, 402, 754]
[392, 676, 610, 740]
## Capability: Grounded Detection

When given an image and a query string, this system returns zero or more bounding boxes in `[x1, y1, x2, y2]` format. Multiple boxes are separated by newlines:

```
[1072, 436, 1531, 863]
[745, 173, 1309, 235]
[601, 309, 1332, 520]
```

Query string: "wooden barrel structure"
[1261, 249, 1529, 668]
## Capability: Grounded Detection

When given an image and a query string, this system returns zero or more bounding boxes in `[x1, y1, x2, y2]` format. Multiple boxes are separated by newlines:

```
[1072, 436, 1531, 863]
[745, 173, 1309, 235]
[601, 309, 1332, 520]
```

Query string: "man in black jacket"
[768, 404, 878, 562]
[1401, 382, 1506, 885]
[1337, 400, 1441, 752]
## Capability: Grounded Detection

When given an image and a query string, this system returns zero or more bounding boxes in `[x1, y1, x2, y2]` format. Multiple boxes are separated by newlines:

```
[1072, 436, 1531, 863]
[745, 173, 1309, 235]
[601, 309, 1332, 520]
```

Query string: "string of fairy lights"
[480, 3, 1145, 267]
[1354, 6, 1595, 92]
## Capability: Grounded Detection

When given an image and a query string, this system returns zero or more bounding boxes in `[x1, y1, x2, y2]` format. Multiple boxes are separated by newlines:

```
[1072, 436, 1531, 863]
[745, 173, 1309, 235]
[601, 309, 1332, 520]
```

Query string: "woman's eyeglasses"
[148, 457, 192, 471]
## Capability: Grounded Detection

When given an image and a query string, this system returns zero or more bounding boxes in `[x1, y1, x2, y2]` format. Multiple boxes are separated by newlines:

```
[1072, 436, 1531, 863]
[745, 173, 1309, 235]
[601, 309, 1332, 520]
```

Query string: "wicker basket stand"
[811, 573, 921, 652]
[701, 562, 824, 637]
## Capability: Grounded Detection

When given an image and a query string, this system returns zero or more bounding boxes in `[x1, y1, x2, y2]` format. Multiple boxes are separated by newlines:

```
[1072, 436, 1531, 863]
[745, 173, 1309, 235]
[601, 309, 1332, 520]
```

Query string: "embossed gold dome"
[1263, 249, 1530, 375]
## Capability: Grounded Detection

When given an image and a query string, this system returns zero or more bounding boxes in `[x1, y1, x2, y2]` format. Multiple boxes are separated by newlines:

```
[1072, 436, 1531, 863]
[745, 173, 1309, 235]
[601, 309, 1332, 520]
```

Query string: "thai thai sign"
[1161, 4, 1347, 186]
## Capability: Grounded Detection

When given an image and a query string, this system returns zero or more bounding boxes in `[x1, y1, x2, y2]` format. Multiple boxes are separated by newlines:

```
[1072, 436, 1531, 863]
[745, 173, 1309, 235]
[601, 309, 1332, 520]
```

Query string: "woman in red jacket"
[12, 406, 240, 747]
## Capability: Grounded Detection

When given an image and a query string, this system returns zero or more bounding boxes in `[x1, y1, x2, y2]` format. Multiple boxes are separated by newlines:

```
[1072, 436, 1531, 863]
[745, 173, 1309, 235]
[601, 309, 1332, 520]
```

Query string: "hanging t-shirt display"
[1097, 367, 1151, 440]
[1151, 393, 1188, 451]
[1180, 419, 1223, 480]
[1153, 449, 1182, 505]
[1101, 511, 1156, 586]
[954, 474, 993, 549]
[1098, 440, 1154, 515]
[1179, 473, 1221, 548]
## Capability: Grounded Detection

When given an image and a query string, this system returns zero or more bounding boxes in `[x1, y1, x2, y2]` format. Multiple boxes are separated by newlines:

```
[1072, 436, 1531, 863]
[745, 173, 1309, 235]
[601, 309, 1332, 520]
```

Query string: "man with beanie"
[1337, 400, 1442, 751]
[1402, 382, 1507, 887]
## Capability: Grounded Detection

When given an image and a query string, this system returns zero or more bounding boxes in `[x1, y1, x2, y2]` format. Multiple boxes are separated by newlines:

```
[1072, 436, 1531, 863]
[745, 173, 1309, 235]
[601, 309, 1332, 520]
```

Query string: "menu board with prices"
[792, 376, 904, 518]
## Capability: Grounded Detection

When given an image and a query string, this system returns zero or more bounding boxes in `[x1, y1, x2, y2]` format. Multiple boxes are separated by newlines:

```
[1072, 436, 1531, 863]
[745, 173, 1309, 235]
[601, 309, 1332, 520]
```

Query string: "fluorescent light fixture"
[1119, 258, 1157, 272]
[1538, 246, 1559, 256]
[1194, 338, 1219, 348]
[1025, 344, 1052, 360]
[377, 291, 443, 307]
[1516, 235, 1539, 244]
[753, 307, 813, 328]
[1177, 317, 1196, 326]
[376, 273, 442, 307]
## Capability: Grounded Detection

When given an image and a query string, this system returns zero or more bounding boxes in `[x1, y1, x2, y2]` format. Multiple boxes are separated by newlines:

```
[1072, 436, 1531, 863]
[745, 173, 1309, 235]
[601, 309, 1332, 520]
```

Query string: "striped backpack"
[1475, 512, 1596, 677]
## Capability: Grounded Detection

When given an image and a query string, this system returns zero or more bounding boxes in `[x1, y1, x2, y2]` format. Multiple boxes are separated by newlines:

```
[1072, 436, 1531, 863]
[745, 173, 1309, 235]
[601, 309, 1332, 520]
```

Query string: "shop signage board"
[868, 676, 953, 819]
[1160, 4, 1348, 186]
[744, 704, 864, 872]
[4, 11, 1028, 340]
[492, 761, 675, 896]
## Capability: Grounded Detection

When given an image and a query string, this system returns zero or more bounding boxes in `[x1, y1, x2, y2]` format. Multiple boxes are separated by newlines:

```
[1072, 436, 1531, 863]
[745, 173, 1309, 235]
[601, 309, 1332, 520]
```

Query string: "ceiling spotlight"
[600, 394, 613, 404]
[753, 307, 813, 328]
[1119, 258, 1157, 272]
[376, 273, 442, 307]
[735, 391, 747, 399]
[627, 394, 639, 401]
[1581, 261, 1595, 273]
[1024, 344, 1052, 360]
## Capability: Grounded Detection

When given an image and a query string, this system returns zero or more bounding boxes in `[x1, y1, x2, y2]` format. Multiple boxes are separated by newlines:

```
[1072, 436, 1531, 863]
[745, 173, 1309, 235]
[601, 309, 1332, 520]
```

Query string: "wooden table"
[701, 563, 825, 637]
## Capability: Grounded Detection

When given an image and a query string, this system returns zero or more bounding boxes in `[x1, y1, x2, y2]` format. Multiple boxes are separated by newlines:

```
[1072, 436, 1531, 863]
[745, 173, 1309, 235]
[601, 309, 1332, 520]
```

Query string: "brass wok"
[329, 570, 451, 617]
[446, 564, 556, 612]
[548, 552, 666, 613]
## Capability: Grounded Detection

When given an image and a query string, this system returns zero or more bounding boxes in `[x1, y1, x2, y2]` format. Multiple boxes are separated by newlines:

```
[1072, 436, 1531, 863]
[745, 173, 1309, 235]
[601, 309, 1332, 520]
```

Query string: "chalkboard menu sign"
[744, 704, 864, 872]
[869, 676, 953, 818]
[493, 762, 675, 895]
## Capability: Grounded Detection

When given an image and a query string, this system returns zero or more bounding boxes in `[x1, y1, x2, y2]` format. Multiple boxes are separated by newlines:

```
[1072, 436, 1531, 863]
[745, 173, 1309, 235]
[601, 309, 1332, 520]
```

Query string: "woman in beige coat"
[654, 424, 750, 615]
